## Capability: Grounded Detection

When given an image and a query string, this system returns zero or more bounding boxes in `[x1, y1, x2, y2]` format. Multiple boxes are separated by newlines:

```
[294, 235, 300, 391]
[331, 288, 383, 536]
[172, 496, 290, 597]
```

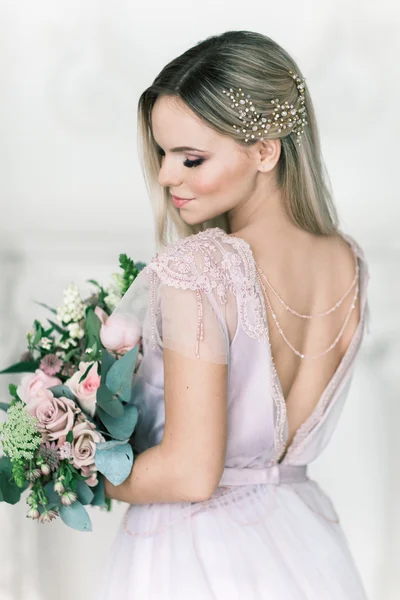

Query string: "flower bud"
[25, 469, 41, 482]
[39, 509, 59, 523]
[26, 508, 40, 520]
[61, 491, 77, 506]
[54, 480, 65, 495]
[40, 464, 51, 476]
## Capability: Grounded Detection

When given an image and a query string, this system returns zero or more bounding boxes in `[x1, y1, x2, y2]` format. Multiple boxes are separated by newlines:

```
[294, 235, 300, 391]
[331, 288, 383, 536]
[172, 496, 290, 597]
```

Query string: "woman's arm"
[104, 347, 228, 505]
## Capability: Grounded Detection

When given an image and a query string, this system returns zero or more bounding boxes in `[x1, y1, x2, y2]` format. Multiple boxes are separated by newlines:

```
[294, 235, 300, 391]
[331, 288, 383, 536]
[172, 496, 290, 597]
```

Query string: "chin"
[178, 212, 207, 227]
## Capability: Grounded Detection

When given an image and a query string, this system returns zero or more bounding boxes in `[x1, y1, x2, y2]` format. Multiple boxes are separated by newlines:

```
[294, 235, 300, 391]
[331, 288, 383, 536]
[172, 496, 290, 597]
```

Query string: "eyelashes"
[157, 148, 204, 169]
[183, 158, 204, 168]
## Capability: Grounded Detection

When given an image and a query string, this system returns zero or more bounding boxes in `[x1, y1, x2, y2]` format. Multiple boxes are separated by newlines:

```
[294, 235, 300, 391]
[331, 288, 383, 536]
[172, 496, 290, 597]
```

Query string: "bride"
[99, 29, 370, 599]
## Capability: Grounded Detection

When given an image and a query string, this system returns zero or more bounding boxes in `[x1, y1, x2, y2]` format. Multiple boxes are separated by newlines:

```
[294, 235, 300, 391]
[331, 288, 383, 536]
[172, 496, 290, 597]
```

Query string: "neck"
[227, 171, 299, 242]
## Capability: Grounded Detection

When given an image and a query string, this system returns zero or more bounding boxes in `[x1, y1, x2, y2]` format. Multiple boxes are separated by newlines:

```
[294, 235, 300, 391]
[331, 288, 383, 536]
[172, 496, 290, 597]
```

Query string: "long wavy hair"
[137, 30, 339, 248]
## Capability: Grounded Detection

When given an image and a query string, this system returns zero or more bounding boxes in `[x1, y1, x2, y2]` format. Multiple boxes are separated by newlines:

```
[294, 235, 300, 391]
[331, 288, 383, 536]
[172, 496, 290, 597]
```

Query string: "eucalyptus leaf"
[0, 402, 10, 412]
[100, 349, 116, 384]
[0, 361, 38, 375]
[49, 385, 76, 401]
[97, 404, 138, 441]
[0, 474, 22, 504]
[0, 456, 13, 475]
[0, 458, 22, 505]
[95, 442, 133, 486]
[106, 346, 139, 403]
[97, 439, 130, 450]
[44, 481, 63, 509]
[76, 480, 94, 505]
[91, 475, 106, 507]
[96, 384, 124, 418]
[85, 308, 101, 348]
[60, 501, 92, 532]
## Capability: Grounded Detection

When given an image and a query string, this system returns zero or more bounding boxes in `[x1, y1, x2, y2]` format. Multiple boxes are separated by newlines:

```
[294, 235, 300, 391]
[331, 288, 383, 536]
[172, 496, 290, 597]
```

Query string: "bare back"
[232, 229, 361, 453]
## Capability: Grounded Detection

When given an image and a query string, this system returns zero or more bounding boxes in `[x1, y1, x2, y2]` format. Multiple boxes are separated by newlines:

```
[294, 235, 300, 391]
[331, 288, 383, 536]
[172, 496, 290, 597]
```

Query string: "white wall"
[0, 1, 399, 599]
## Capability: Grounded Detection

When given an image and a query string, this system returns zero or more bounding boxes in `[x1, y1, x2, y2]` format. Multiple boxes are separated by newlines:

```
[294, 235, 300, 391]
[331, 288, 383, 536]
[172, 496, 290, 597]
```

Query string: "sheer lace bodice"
[116, 226, 369, 472]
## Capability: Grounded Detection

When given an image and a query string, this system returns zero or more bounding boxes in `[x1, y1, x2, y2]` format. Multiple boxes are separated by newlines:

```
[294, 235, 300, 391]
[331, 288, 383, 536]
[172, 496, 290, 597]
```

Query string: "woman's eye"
[156, 148, 204, 169]
[183, 158, 204, 168]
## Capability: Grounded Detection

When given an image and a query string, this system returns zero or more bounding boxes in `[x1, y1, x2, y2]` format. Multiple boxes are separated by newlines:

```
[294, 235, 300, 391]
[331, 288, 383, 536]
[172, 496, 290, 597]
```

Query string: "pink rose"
[95, 307, 141, 355]
[17, 369, 62, 404]
[26, 388, 77, 441]
[65, 362, 100, 417]
[71, 421, 104, 487]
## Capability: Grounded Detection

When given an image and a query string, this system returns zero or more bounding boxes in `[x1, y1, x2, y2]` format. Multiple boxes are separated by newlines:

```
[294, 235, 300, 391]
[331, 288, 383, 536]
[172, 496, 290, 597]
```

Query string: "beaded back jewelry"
[222, 70, 308, 145]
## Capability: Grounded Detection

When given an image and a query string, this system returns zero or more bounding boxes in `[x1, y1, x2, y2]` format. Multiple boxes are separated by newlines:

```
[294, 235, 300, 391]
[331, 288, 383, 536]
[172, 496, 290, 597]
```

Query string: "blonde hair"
[137, 30, 339, 248]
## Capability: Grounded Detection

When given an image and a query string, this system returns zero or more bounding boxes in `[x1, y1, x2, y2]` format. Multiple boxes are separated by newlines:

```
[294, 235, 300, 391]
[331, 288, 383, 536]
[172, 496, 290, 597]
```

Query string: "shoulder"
[143, 228, 246, 292]
[337, 230, 370, 287]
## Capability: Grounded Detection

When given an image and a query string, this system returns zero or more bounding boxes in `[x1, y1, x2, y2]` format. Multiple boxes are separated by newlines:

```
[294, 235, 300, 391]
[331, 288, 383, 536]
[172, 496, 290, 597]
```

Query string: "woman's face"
[151, 95, 265, 227]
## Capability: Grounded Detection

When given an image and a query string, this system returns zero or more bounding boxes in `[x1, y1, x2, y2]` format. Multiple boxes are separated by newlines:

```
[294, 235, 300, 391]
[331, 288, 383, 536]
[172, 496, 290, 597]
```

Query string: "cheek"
[191, 159, 249, 195]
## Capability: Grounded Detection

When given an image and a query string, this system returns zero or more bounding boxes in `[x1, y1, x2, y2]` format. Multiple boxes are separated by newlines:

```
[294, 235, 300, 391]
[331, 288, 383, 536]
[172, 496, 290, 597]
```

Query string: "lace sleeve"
[110, 232, 236, 364]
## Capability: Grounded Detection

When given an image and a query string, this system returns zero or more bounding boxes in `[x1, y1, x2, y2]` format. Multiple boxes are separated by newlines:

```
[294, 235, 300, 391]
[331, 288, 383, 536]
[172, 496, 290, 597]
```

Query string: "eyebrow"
[155, 142, 207, 153]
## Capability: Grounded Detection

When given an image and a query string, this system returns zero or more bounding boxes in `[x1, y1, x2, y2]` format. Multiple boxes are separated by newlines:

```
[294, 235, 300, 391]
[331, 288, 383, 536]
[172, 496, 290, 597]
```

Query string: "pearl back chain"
[254, 255, 360, 360]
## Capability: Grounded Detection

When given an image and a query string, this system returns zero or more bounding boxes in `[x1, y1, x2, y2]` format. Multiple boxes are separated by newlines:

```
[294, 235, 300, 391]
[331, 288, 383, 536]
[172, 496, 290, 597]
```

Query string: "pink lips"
[171, 195, 194, 208]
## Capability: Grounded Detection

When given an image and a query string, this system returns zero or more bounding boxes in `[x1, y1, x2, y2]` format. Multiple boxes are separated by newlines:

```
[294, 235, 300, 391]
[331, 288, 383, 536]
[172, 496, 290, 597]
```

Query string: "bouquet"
[0, 255, 146, 531]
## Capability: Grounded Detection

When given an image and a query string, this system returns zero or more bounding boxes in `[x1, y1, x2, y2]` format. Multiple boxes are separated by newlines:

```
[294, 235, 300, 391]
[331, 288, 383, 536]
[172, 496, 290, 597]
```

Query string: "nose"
[157, 156, 183, 189]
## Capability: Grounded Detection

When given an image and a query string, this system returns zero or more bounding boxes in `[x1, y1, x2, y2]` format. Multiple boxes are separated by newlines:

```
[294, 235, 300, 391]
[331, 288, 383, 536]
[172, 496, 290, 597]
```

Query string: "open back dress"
[99, 226, 370, 600]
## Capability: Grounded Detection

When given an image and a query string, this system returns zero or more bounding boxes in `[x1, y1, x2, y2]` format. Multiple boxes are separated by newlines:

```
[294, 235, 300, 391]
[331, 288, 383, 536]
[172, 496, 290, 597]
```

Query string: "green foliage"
[44, 481, 63, 509]
[32, 321, 43, 345]
[91, 475, 106, 508]
[105, 346, 139, 403]
[76, 480, 94, 505]
[9, 384, 18, 398]
[33, 301, 57, 315]
[0, 361, 38, 375]
[11, 459, 27, 488]
[60, 501, 92, 532]
[119, 254, 141, 295]
[47, 319, 66, 334]
[94, 441, 134, 486]
[97, 404, 138, 441]
[49, 385, 77, 401]
[96, 385, 124, 418]
[78, 362, 94, 384]
[100, 349, 116, 384]
[84, 309, 102, 360]
[0, 457, 27, 503]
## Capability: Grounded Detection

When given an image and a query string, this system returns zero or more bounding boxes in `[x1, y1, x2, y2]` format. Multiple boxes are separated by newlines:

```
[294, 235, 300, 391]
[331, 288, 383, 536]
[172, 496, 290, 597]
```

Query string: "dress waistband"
[218, 464, 309, 486]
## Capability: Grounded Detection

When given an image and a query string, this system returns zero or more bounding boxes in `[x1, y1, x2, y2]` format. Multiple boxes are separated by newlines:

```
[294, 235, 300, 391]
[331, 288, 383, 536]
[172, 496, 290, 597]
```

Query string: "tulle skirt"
[98, 479, 368, 600]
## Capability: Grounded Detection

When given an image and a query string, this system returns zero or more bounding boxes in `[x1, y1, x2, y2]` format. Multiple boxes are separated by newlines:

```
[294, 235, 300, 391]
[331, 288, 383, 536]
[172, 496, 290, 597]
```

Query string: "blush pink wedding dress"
[98, 226, 370, 600]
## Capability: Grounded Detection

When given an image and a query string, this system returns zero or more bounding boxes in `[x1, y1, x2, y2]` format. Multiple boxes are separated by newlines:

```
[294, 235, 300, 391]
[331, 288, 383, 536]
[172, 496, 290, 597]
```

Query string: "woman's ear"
[257, 138, 281, 173]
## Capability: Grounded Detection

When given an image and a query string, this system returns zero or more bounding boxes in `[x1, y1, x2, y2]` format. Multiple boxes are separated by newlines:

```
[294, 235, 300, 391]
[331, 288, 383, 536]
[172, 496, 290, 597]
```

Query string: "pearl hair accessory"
[222, 70, 308, 145]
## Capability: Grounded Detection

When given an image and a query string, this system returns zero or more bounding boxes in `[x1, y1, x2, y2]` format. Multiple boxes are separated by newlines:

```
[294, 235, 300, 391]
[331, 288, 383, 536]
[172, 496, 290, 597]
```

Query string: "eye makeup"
[156, 146, 205, 168]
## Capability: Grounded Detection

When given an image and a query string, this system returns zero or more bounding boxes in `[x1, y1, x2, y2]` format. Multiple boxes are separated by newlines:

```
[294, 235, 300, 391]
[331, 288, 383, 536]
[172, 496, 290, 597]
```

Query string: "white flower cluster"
[67, 322, 85, 340]
[104, 272, 124, 311]
[39, 337, 53, 350]
[56, 283, 86, 325]
[59, 339, 77, 349]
